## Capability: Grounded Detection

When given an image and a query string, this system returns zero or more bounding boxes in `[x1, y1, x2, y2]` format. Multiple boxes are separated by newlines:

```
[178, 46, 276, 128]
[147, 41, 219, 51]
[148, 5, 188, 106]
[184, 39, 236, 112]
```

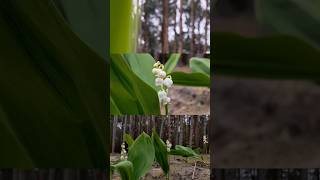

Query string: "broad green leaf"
[169, 145, 200, 158]
[190, 57, 210, 76]
[124, 133, 134, 148]
[110, 54, 160, 115]
[170, 72, 210, 87]
[128, 132, 155, 179]
[110, 97, 121, 115]
[110, 0, 139, 53]
[213, 32, 320, 80]
[0, 0, 106, 167]
[112, 160, 135, 180]
[53, 0, 106, 58]
[123, 53, 158, 90]
[152, 129, 169, 175]
[256, 0, 320, 48]
[164, 53, 181, 74]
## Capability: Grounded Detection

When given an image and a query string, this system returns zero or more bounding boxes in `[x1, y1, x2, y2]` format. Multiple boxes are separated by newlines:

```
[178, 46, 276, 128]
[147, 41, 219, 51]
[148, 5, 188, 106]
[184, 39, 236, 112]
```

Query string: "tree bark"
[178, 0, 183, 53]
[190, 0, 195, 56]
[189, 115, 193, 147]
[204, 0, 209, 53]
[112, 116, 118, 153]
[173, 0, 178, 52]
[162, 0, 169, 54]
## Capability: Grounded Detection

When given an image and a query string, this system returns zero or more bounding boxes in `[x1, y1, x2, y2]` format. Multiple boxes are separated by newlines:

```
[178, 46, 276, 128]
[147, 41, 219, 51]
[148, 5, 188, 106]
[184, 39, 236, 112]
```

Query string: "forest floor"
[213, 76, 320, 167]
[169, 67, 210, 115]
[111, 154, 210, 180]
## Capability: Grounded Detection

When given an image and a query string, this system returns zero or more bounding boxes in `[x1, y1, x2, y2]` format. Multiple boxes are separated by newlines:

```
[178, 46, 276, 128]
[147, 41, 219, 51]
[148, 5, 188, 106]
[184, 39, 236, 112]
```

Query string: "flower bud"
[152, 68, 160, 75]
[155, 78, 164, 86]
[158, 90, 167, 100]
[158, 70, 166, 78]
[163, 77, 173, 88]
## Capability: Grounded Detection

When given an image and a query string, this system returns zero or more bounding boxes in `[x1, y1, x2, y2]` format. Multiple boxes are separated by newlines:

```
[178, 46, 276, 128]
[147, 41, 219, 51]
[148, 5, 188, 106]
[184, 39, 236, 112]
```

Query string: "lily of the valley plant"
[152, 61, 173, 115]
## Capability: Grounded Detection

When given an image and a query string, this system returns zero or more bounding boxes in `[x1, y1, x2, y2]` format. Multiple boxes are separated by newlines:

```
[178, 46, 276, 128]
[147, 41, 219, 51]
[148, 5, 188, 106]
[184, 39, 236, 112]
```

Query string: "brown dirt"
[111, 154, 210, 180]
[213, 76, 320, 168]
[169, 67, 210, 115]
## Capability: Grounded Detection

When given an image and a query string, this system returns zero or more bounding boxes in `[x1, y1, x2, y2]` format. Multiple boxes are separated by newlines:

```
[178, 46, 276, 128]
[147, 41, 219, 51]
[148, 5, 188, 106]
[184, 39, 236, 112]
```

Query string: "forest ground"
[213, 76, 320, 167]
[111, 154, 210, 180]
[169, 67, 210, 115]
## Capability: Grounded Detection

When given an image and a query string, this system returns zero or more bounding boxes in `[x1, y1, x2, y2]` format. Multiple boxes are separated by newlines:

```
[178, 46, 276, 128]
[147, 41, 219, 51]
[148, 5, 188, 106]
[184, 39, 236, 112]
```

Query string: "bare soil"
[111, 154, 210, 180]
[213, 76, 320, 168]
[169, 67, 210, 115]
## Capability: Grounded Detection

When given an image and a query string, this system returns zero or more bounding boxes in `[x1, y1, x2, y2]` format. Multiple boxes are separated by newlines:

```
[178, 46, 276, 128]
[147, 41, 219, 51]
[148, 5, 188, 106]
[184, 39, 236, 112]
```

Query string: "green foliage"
[190, 57, 210, 77]
[111, 161, 135, 180]
[110, 53, 210, 115]
[0, 0, 106, 167]
[152, 129, 170, 175]
[124, 133, 134, 148]
[171, 72, 210, 87]
[110, 54, 160, 115]
[164, 53, 181, 74]
[169, 145, 200, 158]
[112, 131, 201, 179]
[128, 132, 155, 180]
[256, 0, 320, 48]
[213, 32, 320, 80]
[110, 0, 139, 53]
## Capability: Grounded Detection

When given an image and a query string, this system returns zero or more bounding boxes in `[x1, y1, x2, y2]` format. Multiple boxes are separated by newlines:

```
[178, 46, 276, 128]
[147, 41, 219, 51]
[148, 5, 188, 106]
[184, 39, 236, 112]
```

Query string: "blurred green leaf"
[169, 145, 200, 158]
[0, 0, 106, 167]
[190, 57, 210, 76]
[164, 53, 181, 74]
[110, 54, 160, 115]
[256, 0, 320, 48]
[213, 32, 320, 80]
[125, 133, 134, 148]
[152, 129, 169, 175]
[53, 0, 106, 58]
[112, 160, 135, 180]
[171, 72, 210, 87]
[128, 132, 155, 179]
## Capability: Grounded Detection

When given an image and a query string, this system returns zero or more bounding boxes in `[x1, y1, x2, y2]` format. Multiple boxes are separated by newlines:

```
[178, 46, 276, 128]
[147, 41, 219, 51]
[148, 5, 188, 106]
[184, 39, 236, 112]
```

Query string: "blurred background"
[212, 0, 320, 167]
[111, 0, 210, 56]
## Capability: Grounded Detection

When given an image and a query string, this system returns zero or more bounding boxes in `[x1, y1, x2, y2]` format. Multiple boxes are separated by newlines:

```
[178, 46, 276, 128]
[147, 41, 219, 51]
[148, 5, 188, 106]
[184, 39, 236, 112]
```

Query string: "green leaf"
[190, 57, 210, 76]
[164, 53, 181, 74]
[152, 129, 169, 175]
[110, 0, 139, 53]
[213, 32, 320, 80]
[170, 72, 210, 87]
[112, 160, 135, 180]
[123, 53, 158, 90]
[256, 0, 320, 48]
[53, 0, 106, 58]
[169, 145, 200, 158]
[124, 133, 134, 148]
[0, 0, 106, 167]
[128, 132, 155, 179]
[110, 54, 161, 115]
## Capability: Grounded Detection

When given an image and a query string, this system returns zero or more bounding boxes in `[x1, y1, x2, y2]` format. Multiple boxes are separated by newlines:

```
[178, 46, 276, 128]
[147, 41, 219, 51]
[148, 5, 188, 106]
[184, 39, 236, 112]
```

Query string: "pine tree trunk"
[162, 0, 169, 54]
[189, 116, 193, 147]
[178, 0, 183, 53]
[123, 116, 127, 141]
[190, 0, 195, 56]
[204, 0, 209, 53]
[112, 116, 118, 153]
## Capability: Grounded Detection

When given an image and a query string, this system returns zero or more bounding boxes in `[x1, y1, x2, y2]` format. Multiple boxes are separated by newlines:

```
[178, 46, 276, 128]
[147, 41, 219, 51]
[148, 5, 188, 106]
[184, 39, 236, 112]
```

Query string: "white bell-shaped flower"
[152, 68, 161, 75]
[158, 70, 166, 78]
[163, 77, 173, 88]
[158, 90, 167, 101]
[163, 97, 171, 105]
[155, 77, 164, 86]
